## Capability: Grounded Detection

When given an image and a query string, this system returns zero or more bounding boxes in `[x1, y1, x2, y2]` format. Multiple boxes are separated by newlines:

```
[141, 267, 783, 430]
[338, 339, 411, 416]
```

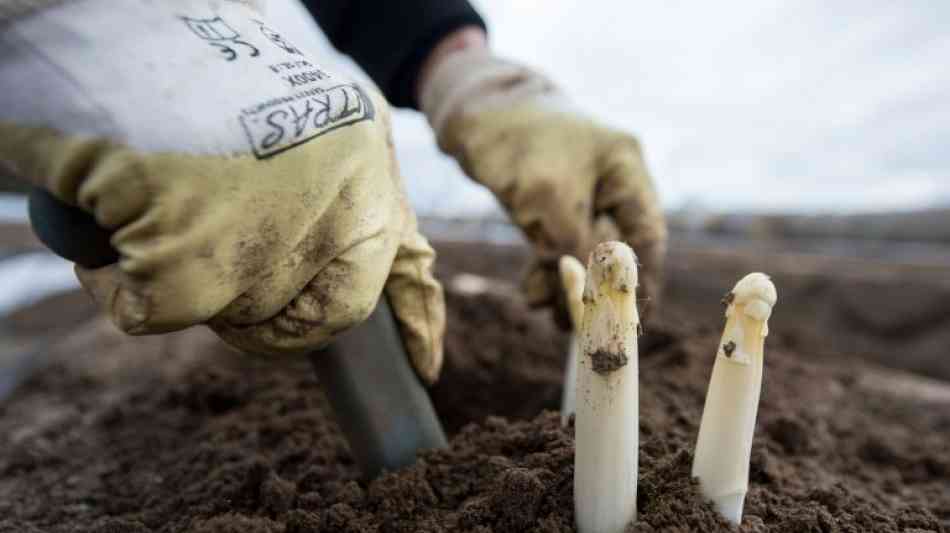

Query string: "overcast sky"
[270, 1, 950, 216]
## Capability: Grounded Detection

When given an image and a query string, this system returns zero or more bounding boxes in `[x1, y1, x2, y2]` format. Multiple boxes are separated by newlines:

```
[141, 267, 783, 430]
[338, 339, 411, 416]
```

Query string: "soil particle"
[630, 450, 734, 532]
[323, 503, 368, 533]
[0, 243, 948, 532]
[367, 465, 437, 526]
[284, 509, 322, 533]
[722, 341, 737, 357]
[330, 480, 365, 506]
[91, 517, 152, 533]
[192, 513, 284, 533]
[295, 491, 324, 511]
[766, 416, 812, 455]
[260, 471, 297, 515]
[722, 291, 735, 307]
[590, 349, 629, 374]
[489, 467, 548, 531]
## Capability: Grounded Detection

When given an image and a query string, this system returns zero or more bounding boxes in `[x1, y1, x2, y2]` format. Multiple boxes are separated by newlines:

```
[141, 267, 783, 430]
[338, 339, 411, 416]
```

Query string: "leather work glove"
[420, 49, 667, 323]
[0, 0, 444, 382]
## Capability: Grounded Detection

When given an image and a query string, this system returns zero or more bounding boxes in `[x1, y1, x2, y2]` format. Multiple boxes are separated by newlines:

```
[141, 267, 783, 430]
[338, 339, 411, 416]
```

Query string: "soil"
[589, 350, 629, 375]
[1, 240, 948, 532]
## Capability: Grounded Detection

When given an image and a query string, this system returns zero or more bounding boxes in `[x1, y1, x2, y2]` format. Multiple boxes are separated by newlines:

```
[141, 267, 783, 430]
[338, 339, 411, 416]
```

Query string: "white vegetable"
[449, 272, 494, 296]
[559, 255, 586, 425]
[692, 273, 777, 525]
[574, 242, 640, 533]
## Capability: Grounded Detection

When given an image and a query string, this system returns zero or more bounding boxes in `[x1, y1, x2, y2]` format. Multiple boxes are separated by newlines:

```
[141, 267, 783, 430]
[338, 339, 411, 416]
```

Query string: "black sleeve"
[301, 0, 486, 109]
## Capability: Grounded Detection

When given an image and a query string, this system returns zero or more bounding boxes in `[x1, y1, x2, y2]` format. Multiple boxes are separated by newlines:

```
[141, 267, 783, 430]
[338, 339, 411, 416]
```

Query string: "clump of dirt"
[589, 349, 629, 374]
[1, 242, 948, 532]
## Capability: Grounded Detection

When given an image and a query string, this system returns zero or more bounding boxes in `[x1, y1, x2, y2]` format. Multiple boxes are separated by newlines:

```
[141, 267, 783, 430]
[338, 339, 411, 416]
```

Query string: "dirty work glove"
[420, 49, 667, 322]
[0, 0, 444, 382]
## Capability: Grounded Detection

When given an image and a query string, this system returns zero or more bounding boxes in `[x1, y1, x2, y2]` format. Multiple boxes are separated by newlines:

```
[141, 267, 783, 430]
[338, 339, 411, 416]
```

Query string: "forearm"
[301, 0, 486, 109]
[409, 22, 668, 321]
[415, 25, 487, 105]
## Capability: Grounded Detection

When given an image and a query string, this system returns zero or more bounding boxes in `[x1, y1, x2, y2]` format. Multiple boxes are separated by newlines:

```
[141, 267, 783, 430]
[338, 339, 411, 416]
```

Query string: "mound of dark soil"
[0, 242, 947, 532]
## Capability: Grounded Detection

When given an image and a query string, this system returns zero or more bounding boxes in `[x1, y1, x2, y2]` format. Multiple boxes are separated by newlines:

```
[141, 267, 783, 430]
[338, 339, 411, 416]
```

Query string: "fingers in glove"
[510, 162, 592, 259]
[385, 224, 445, 385]
[74, 263, 150, 333]
[76, 259, 241, 335]
[522, 262, 570, 328]
[596, 135, 669, 317]
[523, 214, 621, 329]
[209, 233, 398, 356]
[512, 161, 595, 316]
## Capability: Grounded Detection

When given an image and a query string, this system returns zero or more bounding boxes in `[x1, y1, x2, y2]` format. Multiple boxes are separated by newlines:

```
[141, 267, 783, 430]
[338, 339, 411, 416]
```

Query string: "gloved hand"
[420, 49, 667, 322]
[0, 0, 444, 382]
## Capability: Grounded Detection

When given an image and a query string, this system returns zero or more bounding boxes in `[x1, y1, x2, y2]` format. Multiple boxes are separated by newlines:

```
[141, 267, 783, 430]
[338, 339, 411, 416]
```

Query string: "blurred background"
[284, 0, 950, 217]
[4, 1, 949, 217]
[404, 1, 950, 216]
[266, 0, 950, 253]
[1, 0, 949, 397]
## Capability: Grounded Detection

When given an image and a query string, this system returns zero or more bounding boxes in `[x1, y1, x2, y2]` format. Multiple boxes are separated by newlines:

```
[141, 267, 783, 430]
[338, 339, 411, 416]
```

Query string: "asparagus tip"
[730, 273, 776, 308]
[585, 241, 639, 301]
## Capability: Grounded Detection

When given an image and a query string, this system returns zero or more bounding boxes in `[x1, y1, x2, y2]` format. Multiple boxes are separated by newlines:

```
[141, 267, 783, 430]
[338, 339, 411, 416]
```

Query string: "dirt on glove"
[0, 241, 948, 533]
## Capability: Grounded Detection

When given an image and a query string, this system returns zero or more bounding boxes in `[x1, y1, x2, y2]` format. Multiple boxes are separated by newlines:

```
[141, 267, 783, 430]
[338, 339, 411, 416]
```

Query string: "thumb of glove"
[384, 224, 446, 385]
[74, 263, 150, 333]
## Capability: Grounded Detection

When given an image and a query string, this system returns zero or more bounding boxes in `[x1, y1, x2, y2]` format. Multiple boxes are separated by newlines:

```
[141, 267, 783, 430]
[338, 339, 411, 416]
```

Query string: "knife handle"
[28, 187, 118, 268]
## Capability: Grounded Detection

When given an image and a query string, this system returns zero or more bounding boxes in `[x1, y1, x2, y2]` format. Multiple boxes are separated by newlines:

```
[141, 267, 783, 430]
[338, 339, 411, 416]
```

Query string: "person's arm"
[301, 0, 486, 109]
[416, 26, 487, 102]
[304, 1, 667, 322]
[415, 14, 669, 324]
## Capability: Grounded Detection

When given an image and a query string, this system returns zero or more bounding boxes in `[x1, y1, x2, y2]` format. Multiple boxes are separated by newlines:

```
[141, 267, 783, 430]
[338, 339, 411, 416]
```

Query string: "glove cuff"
[418, 49, 570, 142]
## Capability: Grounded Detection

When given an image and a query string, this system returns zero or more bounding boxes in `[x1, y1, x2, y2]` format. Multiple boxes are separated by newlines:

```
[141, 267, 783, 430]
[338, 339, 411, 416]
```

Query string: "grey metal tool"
[310, 301, 447, 478]
[26, 187, 447, 478]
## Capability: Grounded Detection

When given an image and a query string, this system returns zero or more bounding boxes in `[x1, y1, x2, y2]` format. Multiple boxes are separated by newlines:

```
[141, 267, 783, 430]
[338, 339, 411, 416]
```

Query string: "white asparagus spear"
[559, 255, 586, 425]
[692, 273, 777, 525]
[574, 242, 640, 533]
